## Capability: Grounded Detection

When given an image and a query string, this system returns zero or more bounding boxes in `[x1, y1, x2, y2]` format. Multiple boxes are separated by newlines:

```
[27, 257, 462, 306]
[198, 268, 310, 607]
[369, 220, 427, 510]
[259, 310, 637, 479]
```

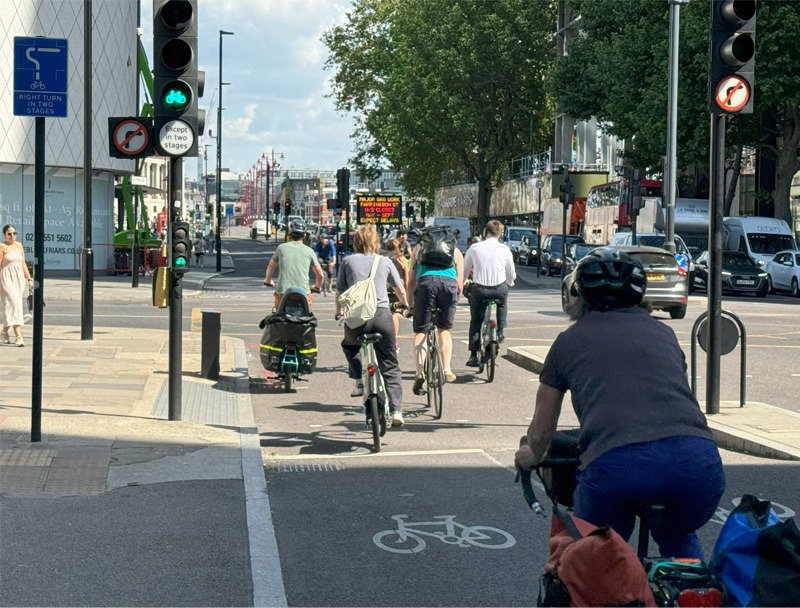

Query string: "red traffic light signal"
[709, 0, 756, 114]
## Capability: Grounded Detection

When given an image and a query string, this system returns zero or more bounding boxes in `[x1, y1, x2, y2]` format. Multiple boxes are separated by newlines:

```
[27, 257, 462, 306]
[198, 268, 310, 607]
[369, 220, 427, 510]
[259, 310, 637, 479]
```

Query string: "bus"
[582, 179, 663, 244]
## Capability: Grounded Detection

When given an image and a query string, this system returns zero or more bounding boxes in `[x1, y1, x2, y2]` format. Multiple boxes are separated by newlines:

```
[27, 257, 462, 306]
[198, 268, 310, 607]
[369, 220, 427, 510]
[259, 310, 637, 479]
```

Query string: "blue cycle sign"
[13, 37, 68, 117]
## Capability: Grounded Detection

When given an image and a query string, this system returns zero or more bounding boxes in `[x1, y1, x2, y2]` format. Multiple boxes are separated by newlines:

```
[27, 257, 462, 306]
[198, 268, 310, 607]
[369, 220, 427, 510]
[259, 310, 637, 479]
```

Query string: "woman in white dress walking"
[0, 224, 33, 347]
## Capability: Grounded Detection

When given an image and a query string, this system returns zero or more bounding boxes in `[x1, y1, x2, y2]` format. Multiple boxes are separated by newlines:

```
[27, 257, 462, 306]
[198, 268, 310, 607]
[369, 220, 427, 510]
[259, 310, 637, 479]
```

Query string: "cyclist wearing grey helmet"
[264, 218, 324, 310]
[515, 247, 724, 559]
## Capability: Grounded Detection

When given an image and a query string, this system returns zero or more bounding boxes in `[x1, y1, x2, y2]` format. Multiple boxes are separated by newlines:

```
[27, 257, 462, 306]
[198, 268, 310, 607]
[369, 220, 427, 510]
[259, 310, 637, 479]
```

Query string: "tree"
[324, 0, 556, 228]
[555, 0, 800, 223]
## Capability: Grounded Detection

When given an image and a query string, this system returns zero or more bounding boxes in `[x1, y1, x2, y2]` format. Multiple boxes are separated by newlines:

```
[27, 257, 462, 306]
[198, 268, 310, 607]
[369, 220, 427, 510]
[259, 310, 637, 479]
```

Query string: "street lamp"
[216, 29, 233, 272]
[264, 150, 284, 241]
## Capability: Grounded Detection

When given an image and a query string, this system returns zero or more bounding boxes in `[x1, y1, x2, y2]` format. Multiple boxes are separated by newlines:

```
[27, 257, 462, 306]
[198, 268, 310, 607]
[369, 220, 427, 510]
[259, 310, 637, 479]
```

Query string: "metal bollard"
[251, 227, 257, 240]
[201, 309, 221, 379]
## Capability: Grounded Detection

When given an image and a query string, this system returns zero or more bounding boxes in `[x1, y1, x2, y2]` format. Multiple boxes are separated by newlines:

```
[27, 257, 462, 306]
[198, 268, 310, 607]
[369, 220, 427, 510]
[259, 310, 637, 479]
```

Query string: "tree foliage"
[324, 0, 557, 226]
[555, 0, 800, 221]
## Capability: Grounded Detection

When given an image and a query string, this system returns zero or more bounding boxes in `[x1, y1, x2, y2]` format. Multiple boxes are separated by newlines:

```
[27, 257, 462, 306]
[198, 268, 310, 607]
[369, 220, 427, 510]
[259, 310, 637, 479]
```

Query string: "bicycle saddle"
[360, 332, 384, 343]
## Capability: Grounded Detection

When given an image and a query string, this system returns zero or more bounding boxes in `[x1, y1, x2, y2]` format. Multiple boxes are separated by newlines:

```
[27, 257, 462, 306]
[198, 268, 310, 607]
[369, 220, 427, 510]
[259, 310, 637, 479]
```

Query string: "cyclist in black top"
[515, 248, 724, 559]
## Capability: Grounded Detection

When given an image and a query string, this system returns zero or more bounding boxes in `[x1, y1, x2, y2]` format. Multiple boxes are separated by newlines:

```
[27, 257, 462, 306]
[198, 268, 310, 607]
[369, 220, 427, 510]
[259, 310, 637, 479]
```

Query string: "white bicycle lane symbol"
[373, 514, 516, 554]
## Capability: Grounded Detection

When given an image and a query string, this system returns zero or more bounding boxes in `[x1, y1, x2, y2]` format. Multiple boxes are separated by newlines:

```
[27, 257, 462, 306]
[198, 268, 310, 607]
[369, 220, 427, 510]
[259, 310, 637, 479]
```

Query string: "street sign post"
[13, 37, 68, 117]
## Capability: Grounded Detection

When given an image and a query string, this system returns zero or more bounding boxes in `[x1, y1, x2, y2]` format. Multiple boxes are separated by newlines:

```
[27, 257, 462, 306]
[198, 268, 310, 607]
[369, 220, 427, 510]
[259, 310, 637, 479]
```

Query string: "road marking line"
[262, 448, 486, 460]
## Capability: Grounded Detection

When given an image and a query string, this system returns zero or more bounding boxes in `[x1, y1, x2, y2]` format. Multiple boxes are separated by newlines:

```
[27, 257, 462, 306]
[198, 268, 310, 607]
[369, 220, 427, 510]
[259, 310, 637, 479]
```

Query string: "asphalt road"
[40, 233, 800, 606]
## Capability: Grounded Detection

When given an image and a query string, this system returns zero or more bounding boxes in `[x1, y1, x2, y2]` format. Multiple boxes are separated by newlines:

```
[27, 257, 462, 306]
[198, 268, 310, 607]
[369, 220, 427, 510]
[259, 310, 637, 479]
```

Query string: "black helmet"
[289, 218, 307, 237]
[575, 247, 647, 308]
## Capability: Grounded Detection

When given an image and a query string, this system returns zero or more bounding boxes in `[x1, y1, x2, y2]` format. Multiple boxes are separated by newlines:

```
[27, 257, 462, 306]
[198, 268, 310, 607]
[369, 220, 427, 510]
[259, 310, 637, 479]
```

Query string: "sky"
[141, 0, 356, 179]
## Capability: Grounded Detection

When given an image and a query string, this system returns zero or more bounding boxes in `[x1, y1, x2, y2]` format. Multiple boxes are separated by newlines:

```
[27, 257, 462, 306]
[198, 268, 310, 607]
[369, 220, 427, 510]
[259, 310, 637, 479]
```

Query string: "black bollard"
[201, 309, 221, 379]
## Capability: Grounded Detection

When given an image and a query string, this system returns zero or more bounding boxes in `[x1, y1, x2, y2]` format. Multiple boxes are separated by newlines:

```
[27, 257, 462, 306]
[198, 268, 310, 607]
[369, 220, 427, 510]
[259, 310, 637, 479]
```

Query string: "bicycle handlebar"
[515, 467, 546, 517]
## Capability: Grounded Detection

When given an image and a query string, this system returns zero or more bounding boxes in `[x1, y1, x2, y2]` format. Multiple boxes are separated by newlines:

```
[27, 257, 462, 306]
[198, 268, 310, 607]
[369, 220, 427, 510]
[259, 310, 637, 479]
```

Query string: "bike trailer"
[259, 290, 318, 373]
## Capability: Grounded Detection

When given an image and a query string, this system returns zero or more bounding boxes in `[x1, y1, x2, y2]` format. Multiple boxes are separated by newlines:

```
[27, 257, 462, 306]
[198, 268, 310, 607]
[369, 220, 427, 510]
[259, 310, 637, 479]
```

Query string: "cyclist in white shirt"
[463, 220, 516, 367]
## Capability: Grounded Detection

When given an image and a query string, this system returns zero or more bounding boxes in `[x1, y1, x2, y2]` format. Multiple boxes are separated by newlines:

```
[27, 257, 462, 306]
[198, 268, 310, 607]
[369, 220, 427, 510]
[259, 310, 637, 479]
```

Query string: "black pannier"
[259, 290, 318, 373]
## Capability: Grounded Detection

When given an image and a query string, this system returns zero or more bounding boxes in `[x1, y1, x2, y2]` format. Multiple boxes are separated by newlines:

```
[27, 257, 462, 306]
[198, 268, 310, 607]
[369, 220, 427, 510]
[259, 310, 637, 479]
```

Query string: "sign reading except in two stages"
[158, 119, 195, 156]
[13, 36, 68, 117]
[357, 194, 403, 225]
[714, 76, 750, 113]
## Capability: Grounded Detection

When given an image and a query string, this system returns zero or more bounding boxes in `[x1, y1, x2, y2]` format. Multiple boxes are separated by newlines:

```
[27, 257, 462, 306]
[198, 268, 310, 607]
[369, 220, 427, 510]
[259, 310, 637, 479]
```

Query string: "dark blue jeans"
[573, 436, 725, 559]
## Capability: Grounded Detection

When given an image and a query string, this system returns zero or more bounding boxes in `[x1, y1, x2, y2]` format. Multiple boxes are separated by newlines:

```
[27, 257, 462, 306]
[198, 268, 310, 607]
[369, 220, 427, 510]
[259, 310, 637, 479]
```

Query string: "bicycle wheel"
[485, 344, 496, 383]
[283, 373, 294, 392]
[372, 530, 426, 554]
[462, 526, 516, 549]
[430, 342, 443, 420]
[367, 397, 381, 452]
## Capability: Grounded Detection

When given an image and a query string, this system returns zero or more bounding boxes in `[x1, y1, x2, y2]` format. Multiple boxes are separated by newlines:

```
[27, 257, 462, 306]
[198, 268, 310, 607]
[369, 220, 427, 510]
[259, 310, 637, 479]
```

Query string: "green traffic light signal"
[162, 81, 192, 111]
[174, 257, 188, 267]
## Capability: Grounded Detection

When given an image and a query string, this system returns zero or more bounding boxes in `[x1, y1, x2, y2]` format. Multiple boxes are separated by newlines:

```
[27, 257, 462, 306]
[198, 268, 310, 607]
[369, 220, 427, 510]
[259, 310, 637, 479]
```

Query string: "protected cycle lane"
[251, 288, 800, 606]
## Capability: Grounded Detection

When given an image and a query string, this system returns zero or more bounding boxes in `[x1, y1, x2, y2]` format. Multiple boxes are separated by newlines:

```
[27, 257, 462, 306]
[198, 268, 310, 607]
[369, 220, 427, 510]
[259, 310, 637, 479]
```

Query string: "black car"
[563, 243, 600, 274]
[516, 234, 540, 266]
[540, 234, 585, 276]
[693, 251, 769, 297]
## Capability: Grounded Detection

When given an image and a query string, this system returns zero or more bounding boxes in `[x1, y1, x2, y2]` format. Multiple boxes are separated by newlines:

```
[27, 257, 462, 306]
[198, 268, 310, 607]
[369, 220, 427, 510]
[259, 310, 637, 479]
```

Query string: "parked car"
[693, 251, 769, 297]
[562, 245, 689, 319]
[764, 250, 800, 297]
[540, 234, 585, 276]
[516, 234, 540, 266]
[503, 226, 538, 263]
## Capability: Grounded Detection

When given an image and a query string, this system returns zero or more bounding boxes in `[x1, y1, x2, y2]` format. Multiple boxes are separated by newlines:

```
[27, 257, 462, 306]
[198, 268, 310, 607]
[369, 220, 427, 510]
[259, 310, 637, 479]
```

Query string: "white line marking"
[263, 448, 486, 460]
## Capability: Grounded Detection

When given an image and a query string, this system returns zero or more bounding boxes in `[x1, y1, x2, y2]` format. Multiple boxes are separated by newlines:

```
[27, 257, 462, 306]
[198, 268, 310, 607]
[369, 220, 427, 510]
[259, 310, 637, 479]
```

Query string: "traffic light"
[284, 200, 292, 217]
[406, 202, 415, 217]
[559, 179, 574, 206]
[170, 220, 192, 274]
[336, 167, 350, 210]
[709, 0, 756, 114]
[327, 198, 342, 212]
[153, 0, 205, 156]
[273, 201, 280, 216]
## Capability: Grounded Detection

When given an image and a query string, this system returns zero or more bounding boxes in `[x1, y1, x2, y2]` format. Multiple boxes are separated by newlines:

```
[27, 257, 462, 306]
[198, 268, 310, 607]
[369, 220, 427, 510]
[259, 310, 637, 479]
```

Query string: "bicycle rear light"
[677, 588, 723, 607]
[367, 365, 377, 377]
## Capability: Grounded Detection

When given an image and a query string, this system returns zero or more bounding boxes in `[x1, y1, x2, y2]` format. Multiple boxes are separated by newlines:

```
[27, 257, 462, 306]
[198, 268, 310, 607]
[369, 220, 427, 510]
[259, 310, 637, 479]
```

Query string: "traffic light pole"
[168, 156, 183, 421]
[705, 114, 726, 416]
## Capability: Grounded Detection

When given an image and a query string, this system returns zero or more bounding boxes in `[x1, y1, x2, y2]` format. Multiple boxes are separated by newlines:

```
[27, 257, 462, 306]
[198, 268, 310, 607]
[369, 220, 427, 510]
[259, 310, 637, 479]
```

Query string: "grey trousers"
[341, 307, 403, 413]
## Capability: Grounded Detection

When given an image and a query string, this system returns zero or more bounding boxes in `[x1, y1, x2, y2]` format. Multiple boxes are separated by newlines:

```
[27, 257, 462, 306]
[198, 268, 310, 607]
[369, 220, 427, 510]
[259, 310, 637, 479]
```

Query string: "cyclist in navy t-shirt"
[314, 234, 337, 292]
[515, 247, 724, 559]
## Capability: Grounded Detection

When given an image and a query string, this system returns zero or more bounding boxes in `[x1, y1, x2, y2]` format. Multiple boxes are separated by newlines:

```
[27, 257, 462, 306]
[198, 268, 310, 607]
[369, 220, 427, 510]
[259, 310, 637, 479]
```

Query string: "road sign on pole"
[13, 37, 68, 117]
[109, 117, 154, 158]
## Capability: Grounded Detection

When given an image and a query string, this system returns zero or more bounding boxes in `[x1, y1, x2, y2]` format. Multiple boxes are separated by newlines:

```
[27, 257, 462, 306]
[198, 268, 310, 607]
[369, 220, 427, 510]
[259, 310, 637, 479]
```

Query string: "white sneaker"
[391, 411, 405, 427]
[350, 381, 364, 397]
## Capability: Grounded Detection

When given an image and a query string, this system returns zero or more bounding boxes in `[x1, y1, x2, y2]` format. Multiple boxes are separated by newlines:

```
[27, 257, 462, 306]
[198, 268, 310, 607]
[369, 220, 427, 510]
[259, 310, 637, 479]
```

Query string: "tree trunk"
[774, 107, 800, 224]
[476, 178, 492, 231]
[723, 145, 742, 217]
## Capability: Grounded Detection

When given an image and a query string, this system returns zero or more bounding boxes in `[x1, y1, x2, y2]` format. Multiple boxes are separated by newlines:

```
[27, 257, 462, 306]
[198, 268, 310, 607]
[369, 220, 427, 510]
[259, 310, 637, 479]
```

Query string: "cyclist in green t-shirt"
[264, 219, 324, 310]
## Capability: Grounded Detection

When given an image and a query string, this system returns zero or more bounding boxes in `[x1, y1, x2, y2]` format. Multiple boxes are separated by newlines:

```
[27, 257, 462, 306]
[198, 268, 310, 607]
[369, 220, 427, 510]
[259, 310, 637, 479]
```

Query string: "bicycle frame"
[480, 301, 498, 350]
[361, 340, 388, 409]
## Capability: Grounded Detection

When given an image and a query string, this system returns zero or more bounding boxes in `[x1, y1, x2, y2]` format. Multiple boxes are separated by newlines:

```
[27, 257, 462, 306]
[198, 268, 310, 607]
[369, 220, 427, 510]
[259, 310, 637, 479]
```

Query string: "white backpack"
[338, 254, 381, 329]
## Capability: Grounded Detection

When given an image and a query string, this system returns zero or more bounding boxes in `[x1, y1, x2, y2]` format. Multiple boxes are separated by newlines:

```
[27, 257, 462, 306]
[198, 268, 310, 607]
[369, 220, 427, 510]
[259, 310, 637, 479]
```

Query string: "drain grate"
[275, 462, 345, 473]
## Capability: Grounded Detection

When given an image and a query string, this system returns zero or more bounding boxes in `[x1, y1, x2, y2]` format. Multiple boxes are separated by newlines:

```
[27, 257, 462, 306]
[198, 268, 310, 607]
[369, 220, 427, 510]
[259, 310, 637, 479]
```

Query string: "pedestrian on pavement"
[515, 247, 725, 559]
[336, 224, 408, 427]
[193, 233, 207, 268]
[463, 220, 516, 368]
[205, 229, 215, 255]
[264, 218, 323, 311]
[0, 224, 33, 347]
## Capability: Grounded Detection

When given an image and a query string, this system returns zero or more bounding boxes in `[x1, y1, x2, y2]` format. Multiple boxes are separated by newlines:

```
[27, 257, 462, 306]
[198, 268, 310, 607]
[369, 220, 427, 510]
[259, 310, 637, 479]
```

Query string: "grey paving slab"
[151, 378, 239, 426]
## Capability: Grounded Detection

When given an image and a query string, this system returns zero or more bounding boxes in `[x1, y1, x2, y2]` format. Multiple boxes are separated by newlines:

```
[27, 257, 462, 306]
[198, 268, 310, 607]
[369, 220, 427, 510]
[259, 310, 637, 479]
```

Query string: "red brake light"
[489, 321, 496, 329]
[678, 266, 687, 276]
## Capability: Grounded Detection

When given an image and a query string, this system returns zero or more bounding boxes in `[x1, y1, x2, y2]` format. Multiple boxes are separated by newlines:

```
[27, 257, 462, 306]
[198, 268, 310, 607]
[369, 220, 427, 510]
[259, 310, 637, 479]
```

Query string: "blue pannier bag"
[710, 494, 800, 607]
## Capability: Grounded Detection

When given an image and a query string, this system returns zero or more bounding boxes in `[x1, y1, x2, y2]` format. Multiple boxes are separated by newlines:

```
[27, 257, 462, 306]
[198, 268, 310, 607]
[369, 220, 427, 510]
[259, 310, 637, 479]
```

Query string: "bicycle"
[373, 514, 515, 554]
[477, 298, 501, 383]
[318, 259, 334, 296]
[358, 332, 390, 452]
[420, 307, 444, 419]
[515, 434, 724, 606]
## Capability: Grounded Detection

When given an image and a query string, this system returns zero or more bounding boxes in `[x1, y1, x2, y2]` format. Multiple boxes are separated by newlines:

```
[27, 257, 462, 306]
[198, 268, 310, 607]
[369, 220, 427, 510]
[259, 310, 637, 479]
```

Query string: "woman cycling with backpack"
[515, 247, 725, 559]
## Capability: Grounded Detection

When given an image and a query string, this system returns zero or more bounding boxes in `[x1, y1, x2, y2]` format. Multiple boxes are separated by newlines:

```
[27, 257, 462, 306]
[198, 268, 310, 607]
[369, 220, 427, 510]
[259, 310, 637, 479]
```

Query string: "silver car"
[561, 245, 689, 319]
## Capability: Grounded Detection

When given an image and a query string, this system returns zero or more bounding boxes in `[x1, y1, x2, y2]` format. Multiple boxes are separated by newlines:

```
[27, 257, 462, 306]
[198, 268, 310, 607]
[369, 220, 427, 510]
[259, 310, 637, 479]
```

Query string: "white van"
[253, 219, 268, 237]
[426, 216, 471, 253]
[723, 217, 797, 266]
